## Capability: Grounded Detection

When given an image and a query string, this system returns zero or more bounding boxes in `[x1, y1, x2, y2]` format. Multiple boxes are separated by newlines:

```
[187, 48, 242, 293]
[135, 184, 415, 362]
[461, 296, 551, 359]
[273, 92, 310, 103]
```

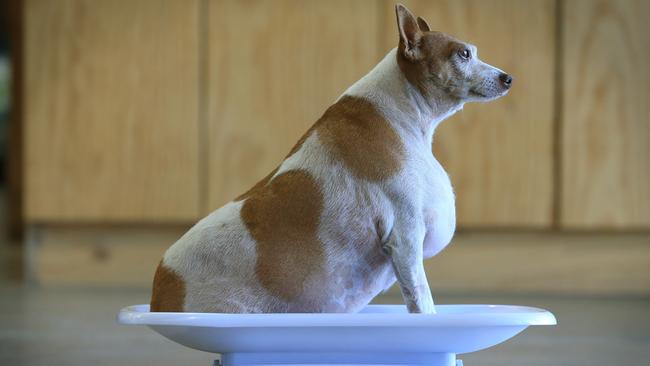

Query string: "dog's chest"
[419, 153, 456, 257]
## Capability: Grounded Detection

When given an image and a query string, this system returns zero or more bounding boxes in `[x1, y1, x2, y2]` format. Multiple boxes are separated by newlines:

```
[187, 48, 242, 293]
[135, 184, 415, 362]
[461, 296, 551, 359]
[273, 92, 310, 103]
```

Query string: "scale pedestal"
[217, 352, 460, 366]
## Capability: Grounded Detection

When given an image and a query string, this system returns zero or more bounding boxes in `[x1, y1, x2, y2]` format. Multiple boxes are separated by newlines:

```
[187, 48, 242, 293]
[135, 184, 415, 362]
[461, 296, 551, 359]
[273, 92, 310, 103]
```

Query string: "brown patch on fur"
[316, 96, 404, 181]
[150, 261, 186, 312]
[397, 32, 462, 99]
[395, 4, 465, 100]
[237, 95, 402, 201]
[241, 170, 325, 302]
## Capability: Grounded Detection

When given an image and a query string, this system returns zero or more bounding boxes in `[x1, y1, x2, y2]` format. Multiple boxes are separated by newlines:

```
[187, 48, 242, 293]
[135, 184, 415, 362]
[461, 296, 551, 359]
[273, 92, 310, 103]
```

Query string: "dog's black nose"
[499, 73, 513, 88]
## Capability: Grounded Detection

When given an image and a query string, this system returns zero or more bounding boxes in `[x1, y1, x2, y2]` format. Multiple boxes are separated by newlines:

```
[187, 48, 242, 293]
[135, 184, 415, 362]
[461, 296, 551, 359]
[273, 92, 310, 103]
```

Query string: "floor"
[0, 283, 648, 366]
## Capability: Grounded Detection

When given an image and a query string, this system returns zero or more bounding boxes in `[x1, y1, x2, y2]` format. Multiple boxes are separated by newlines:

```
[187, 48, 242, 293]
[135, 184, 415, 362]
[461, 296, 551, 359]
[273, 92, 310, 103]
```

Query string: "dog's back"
[151, 95, 402, 313]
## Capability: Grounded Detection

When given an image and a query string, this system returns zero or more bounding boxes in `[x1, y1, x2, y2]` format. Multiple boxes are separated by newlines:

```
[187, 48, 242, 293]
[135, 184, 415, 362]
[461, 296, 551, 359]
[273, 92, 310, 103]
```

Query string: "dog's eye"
[458, 49, 471, 60]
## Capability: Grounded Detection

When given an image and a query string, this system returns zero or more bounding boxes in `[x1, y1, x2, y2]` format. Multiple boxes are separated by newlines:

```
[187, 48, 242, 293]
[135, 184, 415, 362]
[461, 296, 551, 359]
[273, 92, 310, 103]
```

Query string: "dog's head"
[395, 4, 512, 104]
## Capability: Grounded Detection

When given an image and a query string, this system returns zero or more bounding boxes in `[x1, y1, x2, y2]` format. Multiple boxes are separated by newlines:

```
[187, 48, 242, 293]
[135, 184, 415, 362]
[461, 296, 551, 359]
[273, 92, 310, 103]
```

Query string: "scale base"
[214, 352, 463, 366]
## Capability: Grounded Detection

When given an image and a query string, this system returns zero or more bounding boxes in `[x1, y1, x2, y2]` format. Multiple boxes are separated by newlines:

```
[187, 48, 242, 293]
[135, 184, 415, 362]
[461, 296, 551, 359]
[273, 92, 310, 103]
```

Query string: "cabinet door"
[25, 0, 201, 222]
[561, 0, 650, 229]
[206, 0, 380, 209]
[381, 0, 556, 227]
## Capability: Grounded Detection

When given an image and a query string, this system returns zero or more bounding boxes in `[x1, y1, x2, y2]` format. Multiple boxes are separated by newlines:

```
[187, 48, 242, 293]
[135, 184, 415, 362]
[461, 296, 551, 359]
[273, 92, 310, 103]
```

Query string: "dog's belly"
[325, 264, 395, 312]
[319, 235, 395, 312]
[163, 196, 394, 313]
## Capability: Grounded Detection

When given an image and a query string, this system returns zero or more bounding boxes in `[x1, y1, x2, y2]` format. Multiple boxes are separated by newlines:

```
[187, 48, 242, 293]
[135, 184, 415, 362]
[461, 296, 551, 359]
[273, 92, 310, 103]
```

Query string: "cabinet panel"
[207, 0, 380, 209]
[561, 0, 650, 228]
[381, 0, 556, 227]
[24, 0, 200, 222]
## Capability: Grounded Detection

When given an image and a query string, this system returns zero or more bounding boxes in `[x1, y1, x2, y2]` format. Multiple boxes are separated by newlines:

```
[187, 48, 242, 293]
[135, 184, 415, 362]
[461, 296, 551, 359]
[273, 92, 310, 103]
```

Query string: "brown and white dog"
[150, 4, 512, 314]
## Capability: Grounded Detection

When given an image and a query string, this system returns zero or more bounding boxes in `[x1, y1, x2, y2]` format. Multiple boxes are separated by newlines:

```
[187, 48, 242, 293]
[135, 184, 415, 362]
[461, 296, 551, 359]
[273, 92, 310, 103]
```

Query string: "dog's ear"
[395, 4, 422, 60]
[416, 16, 431, 32]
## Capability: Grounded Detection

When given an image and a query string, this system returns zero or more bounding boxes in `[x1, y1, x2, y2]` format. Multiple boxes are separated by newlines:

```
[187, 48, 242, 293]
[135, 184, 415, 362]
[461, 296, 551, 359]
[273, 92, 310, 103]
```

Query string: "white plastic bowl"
[118, 304, 556, 366]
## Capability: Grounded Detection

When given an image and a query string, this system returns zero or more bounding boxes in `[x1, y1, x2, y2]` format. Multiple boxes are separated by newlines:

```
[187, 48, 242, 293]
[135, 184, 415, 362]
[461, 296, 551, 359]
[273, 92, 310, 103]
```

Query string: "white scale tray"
[118, 304, 556, 366]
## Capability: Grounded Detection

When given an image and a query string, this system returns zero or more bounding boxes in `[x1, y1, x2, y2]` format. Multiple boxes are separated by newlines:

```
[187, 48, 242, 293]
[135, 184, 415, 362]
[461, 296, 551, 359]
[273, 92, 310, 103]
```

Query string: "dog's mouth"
[469, 89, 488, 98]
[469, 88, 509, 100]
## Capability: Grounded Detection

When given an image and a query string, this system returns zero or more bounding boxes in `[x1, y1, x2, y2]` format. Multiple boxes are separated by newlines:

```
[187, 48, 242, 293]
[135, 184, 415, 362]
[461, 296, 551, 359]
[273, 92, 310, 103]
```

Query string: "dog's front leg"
[383, 224, 435, 314]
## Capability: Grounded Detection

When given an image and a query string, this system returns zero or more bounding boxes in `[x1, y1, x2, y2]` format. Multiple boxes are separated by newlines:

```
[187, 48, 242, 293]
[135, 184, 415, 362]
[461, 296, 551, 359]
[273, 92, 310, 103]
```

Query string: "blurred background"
[0, 1, 648, 365]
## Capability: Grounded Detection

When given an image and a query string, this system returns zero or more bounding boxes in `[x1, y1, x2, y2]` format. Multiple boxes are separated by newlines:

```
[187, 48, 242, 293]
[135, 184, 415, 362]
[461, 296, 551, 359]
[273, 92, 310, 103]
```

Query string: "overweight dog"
[151, 4, 512, 314]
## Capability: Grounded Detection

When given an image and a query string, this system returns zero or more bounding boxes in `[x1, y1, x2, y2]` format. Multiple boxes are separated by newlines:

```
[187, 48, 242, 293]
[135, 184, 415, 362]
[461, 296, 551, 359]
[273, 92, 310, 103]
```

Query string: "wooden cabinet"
[24, 0, 201, 222]
[381, 0, 556, 227]
[206, 0, 381, 209]
[22, 0, 648, 229]
[561, 0, 650, 229]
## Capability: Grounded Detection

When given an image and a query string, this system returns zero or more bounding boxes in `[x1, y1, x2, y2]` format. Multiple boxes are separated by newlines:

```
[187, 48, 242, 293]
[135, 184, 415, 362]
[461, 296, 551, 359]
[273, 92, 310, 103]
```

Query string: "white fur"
[161, 48, 463, 314]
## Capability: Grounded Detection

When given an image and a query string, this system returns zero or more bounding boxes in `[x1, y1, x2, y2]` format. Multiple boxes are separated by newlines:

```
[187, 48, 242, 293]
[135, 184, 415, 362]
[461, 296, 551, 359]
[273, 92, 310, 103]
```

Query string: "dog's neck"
[342, 48, 463, 145]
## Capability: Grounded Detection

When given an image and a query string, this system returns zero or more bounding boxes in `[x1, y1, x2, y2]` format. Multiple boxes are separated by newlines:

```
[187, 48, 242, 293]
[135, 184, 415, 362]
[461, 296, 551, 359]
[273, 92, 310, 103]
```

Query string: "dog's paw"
[419, 299, 436, 314]
[406, 296, 436, 314]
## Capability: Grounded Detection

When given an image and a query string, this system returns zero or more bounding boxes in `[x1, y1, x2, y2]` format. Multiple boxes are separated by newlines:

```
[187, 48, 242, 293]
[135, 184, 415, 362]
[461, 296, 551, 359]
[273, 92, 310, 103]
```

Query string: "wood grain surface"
[561, 0, 650, 229]
[420, 231, 650, 296]
[26, 225, 650, 295]
[25, 225, 189, 286]
[24, 0, 201, 222]
[380, 0, 556, 228]
[206, 0, 381, 210]
[21, 0, 649, 231]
